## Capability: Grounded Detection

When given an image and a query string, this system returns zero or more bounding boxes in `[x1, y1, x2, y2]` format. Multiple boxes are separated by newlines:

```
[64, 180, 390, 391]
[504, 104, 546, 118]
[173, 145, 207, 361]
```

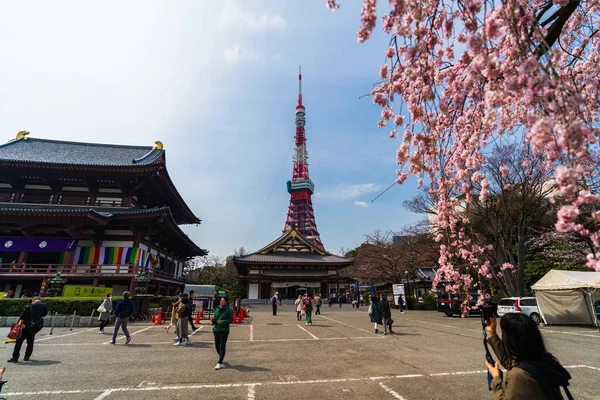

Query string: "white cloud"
[319, 183, 383, 200]
[224, 45, 260, 62]
[353, 201, 369, 208]
[219, 2, 286, 31]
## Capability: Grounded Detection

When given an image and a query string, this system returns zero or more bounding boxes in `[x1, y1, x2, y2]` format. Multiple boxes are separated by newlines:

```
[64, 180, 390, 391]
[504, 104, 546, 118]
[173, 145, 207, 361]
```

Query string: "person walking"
[174, 297, 190, 346]
[303, 293, 313, 326]
[213, 290, 220, 310]
[166, 291, 181, 334]
[295, 295, 303, 321]
[338, 294, 343, 308]
[271, 292, 280, 316]
[369, 295, 381, 334]
[379, 295, 393, 335]
[8, 296, 47, 362]
[212, 296, 233, 370]
[328, 296, 333, 307]
[97, 293, 113, 334]
[314, 294, 322, 315]
[111, 291, 134, 345]
[187, 291, 198, 331]
[485, 312, 573, 399]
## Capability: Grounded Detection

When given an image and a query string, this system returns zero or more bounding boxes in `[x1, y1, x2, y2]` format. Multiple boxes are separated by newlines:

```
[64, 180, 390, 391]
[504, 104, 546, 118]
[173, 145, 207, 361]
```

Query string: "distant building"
[0, 132, 207, 297]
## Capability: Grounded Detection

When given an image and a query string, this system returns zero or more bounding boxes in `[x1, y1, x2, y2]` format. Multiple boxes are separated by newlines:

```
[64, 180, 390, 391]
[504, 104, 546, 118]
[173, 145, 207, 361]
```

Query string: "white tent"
[531, 270, 600, 326]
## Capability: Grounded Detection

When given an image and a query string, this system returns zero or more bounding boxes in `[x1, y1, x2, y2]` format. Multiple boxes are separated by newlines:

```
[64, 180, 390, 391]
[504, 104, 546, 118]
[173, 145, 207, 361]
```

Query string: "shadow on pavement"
[222, 363, 271, 372]
[23, 360, 62, 366]
[124, 344, 152, 348]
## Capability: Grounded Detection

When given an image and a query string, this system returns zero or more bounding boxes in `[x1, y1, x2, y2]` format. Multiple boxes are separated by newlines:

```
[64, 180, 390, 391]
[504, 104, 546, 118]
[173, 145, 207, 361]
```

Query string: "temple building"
[0, 131, 206, 297]
[234, 71, 353, 299]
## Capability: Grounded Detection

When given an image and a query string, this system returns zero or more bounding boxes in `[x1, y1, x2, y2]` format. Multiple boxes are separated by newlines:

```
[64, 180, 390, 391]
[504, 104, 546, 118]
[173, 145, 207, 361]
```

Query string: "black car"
[437, 293, 496, 317]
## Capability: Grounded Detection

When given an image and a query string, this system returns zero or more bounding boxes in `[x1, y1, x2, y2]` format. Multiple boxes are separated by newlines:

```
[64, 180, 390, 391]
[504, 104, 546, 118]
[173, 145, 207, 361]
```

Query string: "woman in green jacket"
[212, 296, 233, 370]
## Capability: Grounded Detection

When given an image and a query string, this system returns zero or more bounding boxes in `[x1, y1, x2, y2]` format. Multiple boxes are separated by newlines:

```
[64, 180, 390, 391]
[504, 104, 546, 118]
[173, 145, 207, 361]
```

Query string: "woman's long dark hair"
[500, 312, 550, 362]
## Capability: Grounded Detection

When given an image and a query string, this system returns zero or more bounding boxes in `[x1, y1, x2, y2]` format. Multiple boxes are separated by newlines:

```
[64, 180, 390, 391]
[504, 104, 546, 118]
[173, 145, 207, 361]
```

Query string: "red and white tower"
[283, 68, 324, 249]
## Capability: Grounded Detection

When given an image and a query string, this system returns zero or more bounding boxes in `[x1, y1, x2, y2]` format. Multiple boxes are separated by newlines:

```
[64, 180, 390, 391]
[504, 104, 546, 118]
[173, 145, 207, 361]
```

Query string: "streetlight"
[405, 270, 409, 307]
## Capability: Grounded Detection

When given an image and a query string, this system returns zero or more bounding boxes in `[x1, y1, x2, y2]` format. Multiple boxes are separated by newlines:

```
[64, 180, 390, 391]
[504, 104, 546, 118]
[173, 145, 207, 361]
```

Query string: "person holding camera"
[485, 313, 572, 399]
[212, 295, 233, 370]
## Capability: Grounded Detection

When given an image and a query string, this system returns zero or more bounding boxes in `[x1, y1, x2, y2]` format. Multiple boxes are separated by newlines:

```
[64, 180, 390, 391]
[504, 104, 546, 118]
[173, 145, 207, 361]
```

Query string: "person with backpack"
[97, 293, 113, 334]
[302, 292, 313, 326]
[8, 296, 47, 362]
[485, 312, 573, 399]
[379, 294, 393, 335]
[270, 292, 280, 316]
[111, 291, 134, 345]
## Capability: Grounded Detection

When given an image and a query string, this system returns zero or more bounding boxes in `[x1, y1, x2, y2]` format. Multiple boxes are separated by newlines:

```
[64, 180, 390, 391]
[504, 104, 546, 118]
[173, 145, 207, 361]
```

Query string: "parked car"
[497, 297, 542, 324]
[436, 293, 495, 317]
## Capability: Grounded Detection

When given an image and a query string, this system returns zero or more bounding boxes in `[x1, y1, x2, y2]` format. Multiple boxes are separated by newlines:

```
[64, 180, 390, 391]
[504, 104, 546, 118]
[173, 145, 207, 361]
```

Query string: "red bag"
[8, 320, 24, 340]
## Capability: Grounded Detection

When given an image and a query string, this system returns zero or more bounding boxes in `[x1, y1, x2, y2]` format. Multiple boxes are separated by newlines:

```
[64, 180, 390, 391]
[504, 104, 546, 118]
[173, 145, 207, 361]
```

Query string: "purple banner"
[1, 237, 78, 252]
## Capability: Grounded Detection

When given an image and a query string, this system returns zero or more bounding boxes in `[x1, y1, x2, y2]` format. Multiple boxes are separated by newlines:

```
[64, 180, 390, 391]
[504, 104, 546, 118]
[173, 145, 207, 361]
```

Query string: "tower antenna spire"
[298, 65, 302, 106]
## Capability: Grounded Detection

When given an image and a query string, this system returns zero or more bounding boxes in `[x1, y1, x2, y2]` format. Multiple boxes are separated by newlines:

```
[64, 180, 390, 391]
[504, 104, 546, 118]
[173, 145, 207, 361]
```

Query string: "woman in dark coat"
[379, 294, 393, 335]
[369, 295, 382, 334]
[485, 312, 572, 399]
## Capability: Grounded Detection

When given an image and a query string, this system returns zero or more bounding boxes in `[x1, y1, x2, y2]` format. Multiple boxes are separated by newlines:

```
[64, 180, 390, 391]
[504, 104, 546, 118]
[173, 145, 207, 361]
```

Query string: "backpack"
[594, 300, 600, 320]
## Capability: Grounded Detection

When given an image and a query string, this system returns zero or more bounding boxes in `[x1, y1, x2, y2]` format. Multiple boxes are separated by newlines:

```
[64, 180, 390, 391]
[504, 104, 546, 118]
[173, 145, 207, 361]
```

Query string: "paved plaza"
[1, 306, 599, 399]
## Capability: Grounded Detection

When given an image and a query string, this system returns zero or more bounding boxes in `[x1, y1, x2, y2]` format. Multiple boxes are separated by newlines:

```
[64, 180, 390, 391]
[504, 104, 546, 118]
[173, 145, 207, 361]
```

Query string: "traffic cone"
[194, 311, 200, 324]
[233, 309, 237, 324]
[155, 310, 162, 325]
[238, 310, 244, 323]
[150, 314, 156, 324]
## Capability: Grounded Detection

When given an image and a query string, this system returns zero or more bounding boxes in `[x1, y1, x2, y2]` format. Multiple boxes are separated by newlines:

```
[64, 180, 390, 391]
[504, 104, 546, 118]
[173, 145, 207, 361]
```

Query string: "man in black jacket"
[9, 297, 48, 362]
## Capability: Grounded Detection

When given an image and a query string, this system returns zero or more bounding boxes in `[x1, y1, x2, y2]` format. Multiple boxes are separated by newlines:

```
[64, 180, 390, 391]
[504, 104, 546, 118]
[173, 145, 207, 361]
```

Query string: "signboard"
[392, 284, 406, 306]
[63, 285, 112, 298]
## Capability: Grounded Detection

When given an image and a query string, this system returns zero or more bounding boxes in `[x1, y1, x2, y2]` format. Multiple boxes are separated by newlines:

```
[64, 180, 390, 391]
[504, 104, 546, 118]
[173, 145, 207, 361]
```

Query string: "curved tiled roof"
[0, 138, 163, 166]
[234, 252, 352, 265]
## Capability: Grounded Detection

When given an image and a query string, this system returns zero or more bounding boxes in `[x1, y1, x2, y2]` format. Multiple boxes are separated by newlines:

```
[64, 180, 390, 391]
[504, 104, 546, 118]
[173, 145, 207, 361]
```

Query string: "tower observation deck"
[283, 68, 324, 249]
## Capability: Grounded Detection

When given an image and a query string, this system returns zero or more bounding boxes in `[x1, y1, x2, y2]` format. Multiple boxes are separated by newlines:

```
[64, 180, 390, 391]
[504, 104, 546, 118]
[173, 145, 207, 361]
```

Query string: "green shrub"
[362, 292, 371, 306]
[421, 293, 437, 309]
[0, 296, 171, 316]
[406, 296, 418, 310]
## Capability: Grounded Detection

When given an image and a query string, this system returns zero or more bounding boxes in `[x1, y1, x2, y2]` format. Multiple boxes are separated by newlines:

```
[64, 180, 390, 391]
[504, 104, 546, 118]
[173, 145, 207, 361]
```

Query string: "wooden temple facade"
[0, 132, 207, 297]
[233, 228, 353, 300]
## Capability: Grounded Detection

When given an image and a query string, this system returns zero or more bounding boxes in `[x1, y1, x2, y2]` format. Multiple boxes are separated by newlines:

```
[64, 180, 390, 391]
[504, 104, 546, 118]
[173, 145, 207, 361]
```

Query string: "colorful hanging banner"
[74, 247, 141, 265]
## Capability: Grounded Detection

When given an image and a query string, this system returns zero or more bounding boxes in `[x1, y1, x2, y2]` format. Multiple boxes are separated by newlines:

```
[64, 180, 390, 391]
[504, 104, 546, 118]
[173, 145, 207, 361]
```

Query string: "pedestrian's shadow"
[223, 363, 271, 372]
[24, 360, 61, 366]
[125, 344, 152, 348]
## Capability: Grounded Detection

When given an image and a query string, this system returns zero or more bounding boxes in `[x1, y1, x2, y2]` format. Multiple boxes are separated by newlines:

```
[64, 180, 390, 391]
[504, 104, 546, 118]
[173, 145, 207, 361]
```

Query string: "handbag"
[8, 320, 24, 340]
[368, 304, 373, 316]
[97, 305, 107, 313]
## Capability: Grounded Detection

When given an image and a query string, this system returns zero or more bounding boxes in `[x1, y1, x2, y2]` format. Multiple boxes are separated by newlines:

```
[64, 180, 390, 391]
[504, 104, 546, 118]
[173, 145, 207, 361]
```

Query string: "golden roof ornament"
[16, 131, 30, 140]
[153, 140, 164, 150]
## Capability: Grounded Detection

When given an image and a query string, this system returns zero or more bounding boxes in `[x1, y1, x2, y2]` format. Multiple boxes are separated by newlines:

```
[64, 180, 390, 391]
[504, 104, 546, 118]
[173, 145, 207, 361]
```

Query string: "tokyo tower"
[283, 67, 324, 250]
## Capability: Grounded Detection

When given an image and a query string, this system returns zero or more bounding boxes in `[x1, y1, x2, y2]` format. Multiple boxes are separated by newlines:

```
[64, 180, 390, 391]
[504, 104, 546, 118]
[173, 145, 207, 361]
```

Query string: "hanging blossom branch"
[327, 0, 600, 298]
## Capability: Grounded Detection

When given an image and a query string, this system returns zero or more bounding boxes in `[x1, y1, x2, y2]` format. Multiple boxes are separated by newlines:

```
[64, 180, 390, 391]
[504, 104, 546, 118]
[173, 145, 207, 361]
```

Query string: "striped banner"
[73, 247, 141, 265]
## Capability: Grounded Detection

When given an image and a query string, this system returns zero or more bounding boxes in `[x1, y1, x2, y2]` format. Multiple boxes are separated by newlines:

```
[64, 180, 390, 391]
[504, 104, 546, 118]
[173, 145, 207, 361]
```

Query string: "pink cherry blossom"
[328, 0, 600, 297]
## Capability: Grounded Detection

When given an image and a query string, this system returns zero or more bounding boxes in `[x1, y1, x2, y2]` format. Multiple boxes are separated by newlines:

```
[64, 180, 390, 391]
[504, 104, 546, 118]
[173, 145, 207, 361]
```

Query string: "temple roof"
[234, 228, 353, 271]
[0, 138, 163, 166]
[0, 136, 200, 224]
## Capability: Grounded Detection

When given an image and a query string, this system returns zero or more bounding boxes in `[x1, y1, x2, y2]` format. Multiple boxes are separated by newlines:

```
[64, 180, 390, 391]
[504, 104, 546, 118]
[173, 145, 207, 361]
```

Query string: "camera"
[480, 302, 498, 329]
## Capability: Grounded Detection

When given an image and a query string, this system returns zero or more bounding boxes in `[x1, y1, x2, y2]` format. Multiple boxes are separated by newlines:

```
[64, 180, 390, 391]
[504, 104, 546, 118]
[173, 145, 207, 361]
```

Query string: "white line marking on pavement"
[247, 384, 258, 400]
[429, 370, 487, 377]
[93, 389, 113, 400]
[250, 325, 254, 342]
[297, 324, 319, 340]
[541, 329, 600, 338]
[37, 328, 97, 342]
[413, 320, 481, 333]
[6, 367, 599, 397]
[317, 315, 373, 335]
[103, 326, 153, 344]
[378, 382, 406, 400]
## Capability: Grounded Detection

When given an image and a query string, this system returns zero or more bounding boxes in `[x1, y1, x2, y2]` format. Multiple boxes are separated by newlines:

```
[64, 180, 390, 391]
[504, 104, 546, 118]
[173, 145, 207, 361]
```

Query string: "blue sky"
[0, 1, 423, 258]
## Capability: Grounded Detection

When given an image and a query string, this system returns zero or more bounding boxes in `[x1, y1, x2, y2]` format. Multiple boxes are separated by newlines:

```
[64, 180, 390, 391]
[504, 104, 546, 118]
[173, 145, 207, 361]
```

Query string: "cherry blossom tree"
[327, 0, 600, 299]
